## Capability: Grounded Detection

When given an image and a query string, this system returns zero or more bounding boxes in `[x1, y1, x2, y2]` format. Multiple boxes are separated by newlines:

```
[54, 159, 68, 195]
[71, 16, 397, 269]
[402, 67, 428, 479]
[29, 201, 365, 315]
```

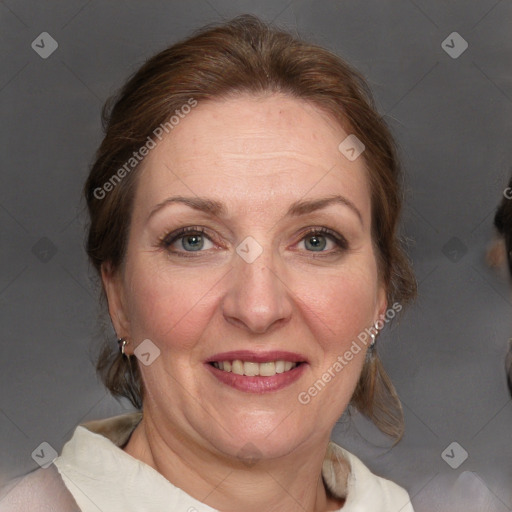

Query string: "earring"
[117, 338, 130, 357]
[369, 332, 376, 351]
[366, 322, 380, 362]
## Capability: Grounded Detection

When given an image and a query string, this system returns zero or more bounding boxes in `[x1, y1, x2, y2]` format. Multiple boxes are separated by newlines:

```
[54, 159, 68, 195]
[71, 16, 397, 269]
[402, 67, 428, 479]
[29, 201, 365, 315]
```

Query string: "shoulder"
[325, 441, 415, 512]
[0, 413, 142, 512]
[80, 411, 142, 446]
[345, 448, 414, 510]
[0, 465, 81, 512]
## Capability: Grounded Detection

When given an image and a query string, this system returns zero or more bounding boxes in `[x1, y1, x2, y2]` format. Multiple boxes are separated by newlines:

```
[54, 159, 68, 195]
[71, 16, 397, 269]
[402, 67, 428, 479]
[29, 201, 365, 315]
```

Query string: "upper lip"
[205, 350, 308, 364]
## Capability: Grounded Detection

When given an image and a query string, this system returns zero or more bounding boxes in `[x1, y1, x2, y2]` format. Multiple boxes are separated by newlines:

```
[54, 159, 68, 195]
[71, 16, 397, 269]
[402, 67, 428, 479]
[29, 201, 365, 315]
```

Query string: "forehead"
[135, 93, 371, 221]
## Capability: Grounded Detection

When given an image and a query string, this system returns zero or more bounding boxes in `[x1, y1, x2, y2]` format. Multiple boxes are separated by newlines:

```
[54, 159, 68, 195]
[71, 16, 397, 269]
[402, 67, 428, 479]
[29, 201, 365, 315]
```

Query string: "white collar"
[53, 412, 413, 512]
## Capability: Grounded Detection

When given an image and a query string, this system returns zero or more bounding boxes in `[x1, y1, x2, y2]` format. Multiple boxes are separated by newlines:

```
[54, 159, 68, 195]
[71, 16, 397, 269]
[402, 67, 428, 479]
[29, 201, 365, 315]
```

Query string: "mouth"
[205, 351, 308, 393]
[209, 360, 301, 377]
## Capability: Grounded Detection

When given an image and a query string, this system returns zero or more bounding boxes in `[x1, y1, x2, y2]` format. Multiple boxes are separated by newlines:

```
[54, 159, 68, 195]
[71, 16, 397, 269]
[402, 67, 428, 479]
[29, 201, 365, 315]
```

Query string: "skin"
[102, 93, 387, 512]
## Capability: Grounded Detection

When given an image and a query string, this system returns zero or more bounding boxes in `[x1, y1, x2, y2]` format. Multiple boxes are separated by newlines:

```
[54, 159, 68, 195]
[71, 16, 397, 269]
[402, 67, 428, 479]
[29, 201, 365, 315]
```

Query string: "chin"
[204, 414, 317, 463]
[219, 435, 303, 464]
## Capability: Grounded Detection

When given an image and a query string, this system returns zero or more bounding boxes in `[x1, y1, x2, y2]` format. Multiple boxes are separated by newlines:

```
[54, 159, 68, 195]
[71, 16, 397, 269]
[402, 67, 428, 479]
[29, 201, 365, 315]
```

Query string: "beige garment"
[0, 412, 414, 512]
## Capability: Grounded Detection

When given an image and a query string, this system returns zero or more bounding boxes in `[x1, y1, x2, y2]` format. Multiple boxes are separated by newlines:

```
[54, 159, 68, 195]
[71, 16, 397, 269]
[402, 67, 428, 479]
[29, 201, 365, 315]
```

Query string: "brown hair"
[494, 177, 512, 275]
[492, 177, 512, 394]
[85, 15, 417, 439]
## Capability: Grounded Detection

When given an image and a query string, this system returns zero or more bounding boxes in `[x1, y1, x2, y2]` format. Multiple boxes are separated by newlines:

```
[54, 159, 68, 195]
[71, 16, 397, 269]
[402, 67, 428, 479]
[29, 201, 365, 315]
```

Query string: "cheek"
[123, 256, 219, 351]
[294, 261, 380, 350]
[294, 265, 378, 416]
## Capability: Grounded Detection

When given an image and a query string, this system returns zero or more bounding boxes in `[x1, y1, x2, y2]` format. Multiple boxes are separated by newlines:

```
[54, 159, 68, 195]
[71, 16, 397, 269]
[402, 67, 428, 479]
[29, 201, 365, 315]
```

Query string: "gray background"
[1, 1, 511, 510]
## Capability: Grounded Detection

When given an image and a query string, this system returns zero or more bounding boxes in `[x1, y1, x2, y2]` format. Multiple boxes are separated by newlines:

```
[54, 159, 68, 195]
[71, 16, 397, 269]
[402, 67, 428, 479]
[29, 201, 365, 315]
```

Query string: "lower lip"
[205, 363, 307, 393]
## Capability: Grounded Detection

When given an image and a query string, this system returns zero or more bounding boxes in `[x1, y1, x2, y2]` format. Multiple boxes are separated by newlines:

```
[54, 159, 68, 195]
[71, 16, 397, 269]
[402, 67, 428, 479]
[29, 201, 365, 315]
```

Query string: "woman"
[0, 15, 417, 511]
[490, 177, 512, 392]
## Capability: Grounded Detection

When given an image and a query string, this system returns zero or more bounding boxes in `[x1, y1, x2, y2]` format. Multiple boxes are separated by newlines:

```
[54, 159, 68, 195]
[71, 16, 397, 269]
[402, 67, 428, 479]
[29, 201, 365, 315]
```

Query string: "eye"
[161, 226, 216, 254]
[298, 227, 348, 253]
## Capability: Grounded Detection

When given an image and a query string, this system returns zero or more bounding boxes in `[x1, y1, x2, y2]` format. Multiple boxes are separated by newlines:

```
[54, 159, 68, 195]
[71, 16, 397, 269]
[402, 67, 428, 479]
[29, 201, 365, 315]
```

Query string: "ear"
[486, 237, 506, 269]
[101, 262, 131, 343]
[375, 283, 388, 322]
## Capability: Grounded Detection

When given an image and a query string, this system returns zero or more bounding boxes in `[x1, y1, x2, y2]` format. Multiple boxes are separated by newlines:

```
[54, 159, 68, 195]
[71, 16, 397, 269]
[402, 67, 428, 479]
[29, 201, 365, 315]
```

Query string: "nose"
[221, 247, 293, 335]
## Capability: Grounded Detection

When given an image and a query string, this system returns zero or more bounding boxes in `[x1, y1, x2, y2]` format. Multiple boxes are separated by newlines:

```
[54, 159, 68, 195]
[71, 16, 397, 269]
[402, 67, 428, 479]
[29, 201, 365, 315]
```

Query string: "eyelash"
[159, 226, 348, 257]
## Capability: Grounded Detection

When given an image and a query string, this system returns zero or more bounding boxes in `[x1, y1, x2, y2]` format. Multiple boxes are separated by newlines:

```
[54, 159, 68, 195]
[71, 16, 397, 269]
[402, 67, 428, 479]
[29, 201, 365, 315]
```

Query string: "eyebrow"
[147, 194, 363, 225]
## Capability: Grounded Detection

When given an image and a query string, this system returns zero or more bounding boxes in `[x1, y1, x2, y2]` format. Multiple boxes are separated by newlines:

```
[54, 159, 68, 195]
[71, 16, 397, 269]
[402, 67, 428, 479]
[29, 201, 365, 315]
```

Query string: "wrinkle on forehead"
[134, 92, 371, 228]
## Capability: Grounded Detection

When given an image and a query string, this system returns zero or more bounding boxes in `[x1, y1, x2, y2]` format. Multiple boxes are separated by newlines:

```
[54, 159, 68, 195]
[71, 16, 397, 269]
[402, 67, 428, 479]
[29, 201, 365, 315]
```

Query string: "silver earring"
[371, 321, 382, 349]
[117, 338, 129, 357]
[369, 332, 376, 351]
[366, 322, 380, 362]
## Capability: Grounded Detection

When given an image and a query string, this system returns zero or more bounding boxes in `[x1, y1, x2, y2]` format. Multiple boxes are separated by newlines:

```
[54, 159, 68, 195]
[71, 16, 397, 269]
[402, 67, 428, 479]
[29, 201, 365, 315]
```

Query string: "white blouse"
[49, 412, 414, 512]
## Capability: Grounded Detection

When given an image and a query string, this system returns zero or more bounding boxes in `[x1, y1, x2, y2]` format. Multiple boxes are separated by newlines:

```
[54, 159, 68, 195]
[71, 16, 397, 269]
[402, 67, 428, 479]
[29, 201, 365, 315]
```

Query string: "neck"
[122, 412, 345, 512]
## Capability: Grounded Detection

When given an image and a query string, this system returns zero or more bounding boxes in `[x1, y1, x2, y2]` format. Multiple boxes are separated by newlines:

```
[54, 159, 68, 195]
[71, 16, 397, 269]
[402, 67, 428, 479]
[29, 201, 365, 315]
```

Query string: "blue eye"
[300, 228, 348, 253]
[162, 227, 215, 254]
[181, 233, 205, 251]
[304, 234, 328, 251]
[160, 226, 348, 258]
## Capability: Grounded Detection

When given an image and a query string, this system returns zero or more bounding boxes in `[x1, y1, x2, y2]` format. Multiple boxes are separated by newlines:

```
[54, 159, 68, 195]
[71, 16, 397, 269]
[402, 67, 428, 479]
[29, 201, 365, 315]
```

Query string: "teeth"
[259, 362, 276, 376]
[243, 361, 259, 376]
[232, 360, 244, 375]
[212, 359, 298, 376]
[275, 360, 285, 374]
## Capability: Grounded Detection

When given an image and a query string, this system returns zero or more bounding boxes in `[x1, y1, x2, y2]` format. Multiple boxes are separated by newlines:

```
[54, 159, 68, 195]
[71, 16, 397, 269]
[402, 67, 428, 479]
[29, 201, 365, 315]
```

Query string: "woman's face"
[104, 93, 387, 460]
